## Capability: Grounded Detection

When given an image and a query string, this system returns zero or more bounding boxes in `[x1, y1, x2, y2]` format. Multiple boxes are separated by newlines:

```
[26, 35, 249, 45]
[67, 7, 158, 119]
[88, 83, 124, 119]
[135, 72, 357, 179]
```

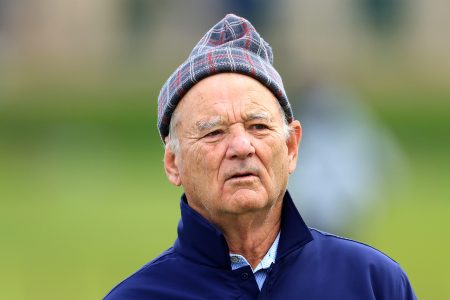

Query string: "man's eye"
[251, 124, 269, 130]
[205, 130, 223, 137]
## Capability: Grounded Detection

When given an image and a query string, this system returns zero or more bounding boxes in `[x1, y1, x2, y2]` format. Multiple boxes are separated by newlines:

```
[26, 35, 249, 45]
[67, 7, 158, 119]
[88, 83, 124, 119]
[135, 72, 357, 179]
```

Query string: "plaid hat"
[157, 13, 292, 141]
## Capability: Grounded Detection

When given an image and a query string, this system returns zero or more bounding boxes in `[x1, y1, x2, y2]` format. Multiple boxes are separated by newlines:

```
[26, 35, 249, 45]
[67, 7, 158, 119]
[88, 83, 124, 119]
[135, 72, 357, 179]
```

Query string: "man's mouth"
[228, 171, 257, 180]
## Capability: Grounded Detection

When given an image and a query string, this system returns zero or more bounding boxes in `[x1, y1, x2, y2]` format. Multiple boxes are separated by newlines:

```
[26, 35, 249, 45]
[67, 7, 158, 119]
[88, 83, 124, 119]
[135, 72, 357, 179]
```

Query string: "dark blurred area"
[1, 1, 449, 299]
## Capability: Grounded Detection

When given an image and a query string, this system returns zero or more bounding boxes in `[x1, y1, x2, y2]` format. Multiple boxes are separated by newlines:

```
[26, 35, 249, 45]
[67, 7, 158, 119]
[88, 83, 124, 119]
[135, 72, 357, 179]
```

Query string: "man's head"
[164, 73, 301, 221]
[158, 15, 301, 224]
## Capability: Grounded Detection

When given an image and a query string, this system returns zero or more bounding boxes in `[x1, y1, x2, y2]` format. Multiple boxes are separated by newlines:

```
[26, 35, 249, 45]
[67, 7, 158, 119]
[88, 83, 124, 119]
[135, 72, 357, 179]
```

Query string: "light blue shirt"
[229, 232, 280, 290]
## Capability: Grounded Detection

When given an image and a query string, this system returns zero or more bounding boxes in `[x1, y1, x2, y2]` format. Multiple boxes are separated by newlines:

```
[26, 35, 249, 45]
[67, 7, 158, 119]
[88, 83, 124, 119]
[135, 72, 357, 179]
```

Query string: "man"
[105, 14, 416, 299]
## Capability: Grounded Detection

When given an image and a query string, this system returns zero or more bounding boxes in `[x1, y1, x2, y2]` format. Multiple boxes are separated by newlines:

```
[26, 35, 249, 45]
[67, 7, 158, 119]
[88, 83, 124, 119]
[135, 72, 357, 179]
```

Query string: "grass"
[0, 136, 181, 299]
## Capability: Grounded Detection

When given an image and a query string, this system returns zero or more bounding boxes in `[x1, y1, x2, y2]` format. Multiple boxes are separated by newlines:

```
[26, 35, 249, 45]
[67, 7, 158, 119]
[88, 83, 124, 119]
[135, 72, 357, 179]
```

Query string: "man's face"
[164, 73, 301, 221]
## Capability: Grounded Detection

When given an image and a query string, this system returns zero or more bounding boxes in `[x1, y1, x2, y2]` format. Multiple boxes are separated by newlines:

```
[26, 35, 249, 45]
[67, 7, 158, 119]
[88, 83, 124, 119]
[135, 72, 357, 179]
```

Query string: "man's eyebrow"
[246, 111, 272, 122]
[194, 112, 272, 131]
[195, 116, 223, 131]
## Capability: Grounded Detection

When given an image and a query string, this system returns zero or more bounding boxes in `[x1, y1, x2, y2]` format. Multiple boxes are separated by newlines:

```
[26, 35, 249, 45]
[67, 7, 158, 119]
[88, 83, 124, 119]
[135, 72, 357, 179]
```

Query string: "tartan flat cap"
[157, 13, 292, 141]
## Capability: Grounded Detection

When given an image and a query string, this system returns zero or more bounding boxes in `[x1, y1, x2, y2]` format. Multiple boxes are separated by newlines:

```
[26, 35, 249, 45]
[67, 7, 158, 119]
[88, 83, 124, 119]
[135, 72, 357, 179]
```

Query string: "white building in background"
[0, 0, 121, 67]
[0, 0, 448, 78]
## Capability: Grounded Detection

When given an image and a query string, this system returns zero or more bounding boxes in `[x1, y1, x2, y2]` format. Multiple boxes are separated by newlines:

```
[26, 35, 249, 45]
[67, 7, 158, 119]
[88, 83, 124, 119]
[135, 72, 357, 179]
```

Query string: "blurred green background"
[1, 1, 449, 299]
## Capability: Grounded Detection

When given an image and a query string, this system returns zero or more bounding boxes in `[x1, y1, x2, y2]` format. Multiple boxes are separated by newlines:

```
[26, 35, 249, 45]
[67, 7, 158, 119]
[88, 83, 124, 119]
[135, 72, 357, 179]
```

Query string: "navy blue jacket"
[105, 192, 417, 299]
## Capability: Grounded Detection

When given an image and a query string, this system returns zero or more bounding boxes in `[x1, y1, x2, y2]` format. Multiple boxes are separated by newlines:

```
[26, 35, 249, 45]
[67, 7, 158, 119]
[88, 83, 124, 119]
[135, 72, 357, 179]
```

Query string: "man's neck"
[216, 201, 282, 269]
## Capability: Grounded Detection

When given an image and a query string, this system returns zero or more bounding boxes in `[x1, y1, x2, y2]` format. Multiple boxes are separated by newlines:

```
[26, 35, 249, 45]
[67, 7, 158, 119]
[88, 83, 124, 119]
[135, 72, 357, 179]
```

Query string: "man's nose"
[225, 128, 255, 159]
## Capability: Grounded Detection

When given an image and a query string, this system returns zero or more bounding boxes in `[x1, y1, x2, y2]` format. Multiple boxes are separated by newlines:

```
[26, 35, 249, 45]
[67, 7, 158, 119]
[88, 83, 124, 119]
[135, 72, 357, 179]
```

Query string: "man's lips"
[225, 170, 259, 181]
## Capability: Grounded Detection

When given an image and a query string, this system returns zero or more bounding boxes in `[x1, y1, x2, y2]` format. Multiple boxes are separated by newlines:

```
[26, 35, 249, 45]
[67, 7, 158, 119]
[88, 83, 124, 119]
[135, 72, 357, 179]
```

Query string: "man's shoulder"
[305, 227, 411, 291]
[308, 228, 399, 266]
[303, 228, 416, 299]
[103, 247, 178, 300]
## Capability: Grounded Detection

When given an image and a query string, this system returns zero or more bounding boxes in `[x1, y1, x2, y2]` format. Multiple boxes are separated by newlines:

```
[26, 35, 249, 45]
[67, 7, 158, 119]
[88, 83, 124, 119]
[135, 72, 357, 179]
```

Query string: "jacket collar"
[173, 190, 313, 269]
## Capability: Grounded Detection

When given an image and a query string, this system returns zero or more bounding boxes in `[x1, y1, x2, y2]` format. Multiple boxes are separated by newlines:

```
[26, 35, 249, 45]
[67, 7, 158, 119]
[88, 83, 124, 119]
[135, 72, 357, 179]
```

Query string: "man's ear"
[286, 120, 302, 174]
[164, 143, 182, 186]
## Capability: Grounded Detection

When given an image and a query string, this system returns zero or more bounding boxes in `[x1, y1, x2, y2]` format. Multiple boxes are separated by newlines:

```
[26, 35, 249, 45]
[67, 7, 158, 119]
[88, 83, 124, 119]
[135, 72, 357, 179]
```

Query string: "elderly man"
[105, 14, 416, 299]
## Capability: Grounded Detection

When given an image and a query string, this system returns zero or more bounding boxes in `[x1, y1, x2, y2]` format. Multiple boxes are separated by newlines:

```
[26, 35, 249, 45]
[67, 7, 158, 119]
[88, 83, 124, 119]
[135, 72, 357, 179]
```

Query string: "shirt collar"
[173, 190, 313, 269]
[230, 232, 280, 272]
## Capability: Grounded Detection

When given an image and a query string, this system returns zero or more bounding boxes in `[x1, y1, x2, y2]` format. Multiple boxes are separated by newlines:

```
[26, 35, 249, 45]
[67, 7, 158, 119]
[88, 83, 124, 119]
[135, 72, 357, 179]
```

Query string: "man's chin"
[224, 189, 269, 213]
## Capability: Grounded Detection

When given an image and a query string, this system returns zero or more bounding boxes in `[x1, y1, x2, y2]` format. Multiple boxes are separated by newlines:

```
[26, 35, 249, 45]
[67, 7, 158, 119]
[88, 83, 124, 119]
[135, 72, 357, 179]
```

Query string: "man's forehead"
[172, 73, 284, 132]
[184, 94, 280, 119]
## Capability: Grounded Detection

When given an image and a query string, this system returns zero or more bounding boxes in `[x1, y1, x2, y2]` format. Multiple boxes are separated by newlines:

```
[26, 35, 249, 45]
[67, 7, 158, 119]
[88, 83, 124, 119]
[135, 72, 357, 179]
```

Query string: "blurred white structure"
[288, 83, 409, 233]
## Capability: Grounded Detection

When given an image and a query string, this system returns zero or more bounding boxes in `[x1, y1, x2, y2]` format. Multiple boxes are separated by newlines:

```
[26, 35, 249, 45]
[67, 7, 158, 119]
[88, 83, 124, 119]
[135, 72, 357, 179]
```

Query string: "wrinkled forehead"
[173, 94, 284, 135]
[172, 74, 284, 130]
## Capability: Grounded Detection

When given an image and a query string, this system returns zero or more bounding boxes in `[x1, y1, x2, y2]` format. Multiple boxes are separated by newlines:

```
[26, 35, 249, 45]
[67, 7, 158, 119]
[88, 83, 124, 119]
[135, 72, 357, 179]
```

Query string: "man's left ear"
[286, 120, 302, 174]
